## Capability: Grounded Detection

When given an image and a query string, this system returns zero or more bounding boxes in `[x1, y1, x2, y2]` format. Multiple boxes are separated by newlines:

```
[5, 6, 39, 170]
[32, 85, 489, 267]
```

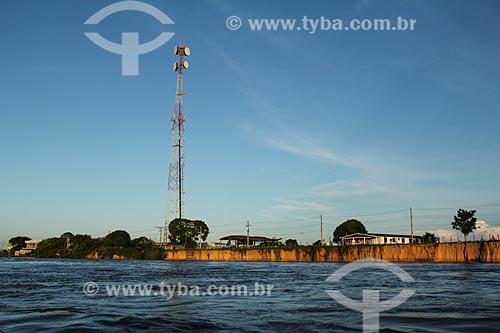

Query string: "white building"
[14, 240, 41, 256]
[340, 233, 422, 246]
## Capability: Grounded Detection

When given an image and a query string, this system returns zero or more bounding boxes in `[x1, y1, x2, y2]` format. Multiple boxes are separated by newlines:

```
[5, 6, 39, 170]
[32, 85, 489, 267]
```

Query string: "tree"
[168, 218, 209, 249]
[451, 209, 477, 243]
[60, 232, 74, 239]
[71, 234, 97, 257]
[72, 234, 94, 249]
[131, 237, 153, 248]
[285, 239, 299, 247]
[333, 219, 367, 244]
[8, 236, 31, 253]
[451, 209, 477, 261]
[35, 237, 66, 257]
[127, 237, 164, 260]
[423, 232, 437, 244]
[60, 232, 74, 249]
[104, 230, 131, 248]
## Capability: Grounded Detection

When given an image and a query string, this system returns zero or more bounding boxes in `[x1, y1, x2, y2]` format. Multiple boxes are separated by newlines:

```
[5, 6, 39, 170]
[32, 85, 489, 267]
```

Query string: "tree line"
[4, 209, 482, 257]
[5, 218, 210, 259]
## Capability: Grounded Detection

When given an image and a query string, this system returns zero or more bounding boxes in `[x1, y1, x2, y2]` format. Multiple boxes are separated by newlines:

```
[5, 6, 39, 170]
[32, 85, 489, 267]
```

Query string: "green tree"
[333, 219, 367, 244]
[72, 234, 94, 248]
[104, 230, 131, 248]
[131, 237, 152, 248]
[313, 240, 323, 246]
[451, 209, 477, 261]
[60, 232, 74, 239]
[285, 239, 299, 247]
[8, 236, 31, 253]
[168, 218, 209, 249]
[31, 233, 164, 259]
[35, 237, 66, 257]
[451, 209, 477, 243]
[60, 232, 74, 249]
[71, 234, 97, 258]
[132, 237, 164, 259]
[423, 232, 437, 244]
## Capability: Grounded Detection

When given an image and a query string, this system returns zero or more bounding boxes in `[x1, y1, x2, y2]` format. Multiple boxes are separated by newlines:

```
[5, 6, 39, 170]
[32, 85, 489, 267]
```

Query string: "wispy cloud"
[236, 88, 355, 168]
[202, 38, 248, 75]
[266, 137, 350, 166]
[264, 121, 354, 167]
[308, 179, 390, 197]
[271, 197, 329, 213]
[235, 88, 461, 233]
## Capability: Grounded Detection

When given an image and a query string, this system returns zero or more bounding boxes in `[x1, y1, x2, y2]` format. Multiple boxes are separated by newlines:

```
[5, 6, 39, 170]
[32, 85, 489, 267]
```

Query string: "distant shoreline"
[163, 242, 500, 263]
[5, 241, 500, 262]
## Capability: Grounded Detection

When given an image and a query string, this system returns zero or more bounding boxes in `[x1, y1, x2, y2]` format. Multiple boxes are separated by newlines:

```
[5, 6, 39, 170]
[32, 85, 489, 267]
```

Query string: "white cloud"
[473, 220, 500, 240]
[264, 123, 354, 167]
[271, 197, 329, 213]
[308, 179, 390, 197]
[431, 220, 500, 242]
[433, 229, 461, 242]
[238, 108, 355, 168]
[266, 137, 350, 166]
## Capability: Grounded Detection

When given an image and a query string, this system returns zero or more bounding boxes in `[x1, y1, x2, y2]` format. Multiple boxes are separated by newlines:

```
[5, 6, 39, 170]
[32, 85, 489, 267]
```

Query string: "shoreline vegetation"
[3, 230, 166, 260]
[3, 238, 500, 263]
[2, 208, 490, 262]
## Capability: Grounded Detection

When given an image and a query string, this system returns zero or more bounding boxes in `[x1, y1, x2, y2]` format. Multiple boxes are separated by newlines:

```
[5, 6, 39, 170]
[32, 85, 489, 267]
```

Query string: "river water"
[1, 258, 499, 332]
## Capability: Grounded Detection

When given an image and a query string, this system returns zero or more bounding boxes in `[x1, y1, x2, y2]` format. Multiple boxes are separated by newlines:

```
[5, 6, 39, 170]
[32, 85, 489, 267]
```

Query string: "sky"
[1, 0, 500, 245]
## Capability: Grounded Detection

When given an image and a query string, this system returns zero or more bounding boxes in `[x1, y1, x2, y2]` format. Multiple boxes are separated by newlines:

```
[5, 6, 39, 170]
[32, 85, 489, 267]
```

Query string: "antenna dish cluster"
[174, 46, 191, 56]
[173, 46, 191, 71]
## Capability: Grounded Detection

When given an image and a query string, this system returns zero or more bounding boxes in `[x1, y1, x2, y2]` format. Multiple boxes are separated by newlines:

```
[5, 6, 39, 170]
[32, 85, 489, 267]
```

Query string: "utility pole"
[246, 221, 251, 248]
[320, 214, 323, 245]
[155, 226, 164, 247]
[410, 207, 414, 244]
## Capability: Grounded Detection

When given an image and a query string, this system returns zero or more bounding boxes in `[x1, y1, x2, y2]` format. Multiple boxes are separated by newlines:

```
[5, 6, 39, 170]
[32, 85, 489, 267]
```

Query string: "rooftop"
[219, 235, 279, 241]
[340, 232, 423, 239]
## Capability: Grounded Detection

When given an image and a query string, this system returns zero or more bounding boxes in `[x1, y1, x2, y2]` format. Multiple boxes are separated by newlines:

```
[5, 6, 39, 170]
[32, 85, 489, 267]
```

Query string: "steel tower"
[164, 45, 190, 246]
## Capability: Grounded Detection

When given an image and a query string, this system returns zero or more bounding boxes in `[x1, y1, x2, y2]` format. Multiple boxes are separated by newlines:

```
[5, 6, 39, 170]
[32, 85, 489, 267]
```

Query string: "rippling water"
[1, 257, 500, 332]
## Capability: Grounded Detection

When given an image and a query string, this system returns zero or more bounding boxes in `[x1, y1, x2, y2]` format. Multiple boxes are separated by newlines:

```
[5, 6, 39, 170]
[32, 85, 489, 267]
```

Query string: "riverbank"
[164, 242, 500, 262]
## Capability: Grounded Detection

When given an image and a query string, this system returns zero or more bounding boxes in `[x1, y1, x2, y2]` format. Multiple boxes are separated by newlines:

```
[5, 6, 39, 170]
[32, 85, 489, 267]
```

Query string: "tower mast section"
[164, 45, 190, 246]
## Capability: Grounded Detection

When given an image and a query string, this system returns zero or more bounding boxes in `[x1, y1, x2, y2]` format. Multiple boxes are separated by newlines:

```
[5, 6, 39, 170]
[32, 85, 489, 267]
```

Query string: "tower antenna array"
[164, 45, 190, 246]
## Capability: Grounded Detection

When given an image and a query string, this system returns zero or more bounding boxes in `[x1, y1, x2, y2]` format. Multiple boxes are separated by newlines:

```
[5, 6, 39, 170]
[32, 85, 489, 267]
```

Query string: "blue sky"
[1, 0, 500, 245]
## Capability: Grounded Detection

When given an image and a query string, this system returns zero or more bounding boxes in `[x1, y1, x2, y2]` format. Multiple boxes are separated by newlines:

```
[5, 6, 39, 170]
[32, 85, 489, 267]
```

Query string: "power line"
[246, 203, 500, 228]
[250, 216, 318, 224]
[413, 203, 500, 211]
[212, 203, 500, 241]
[332, 209, 408, 219]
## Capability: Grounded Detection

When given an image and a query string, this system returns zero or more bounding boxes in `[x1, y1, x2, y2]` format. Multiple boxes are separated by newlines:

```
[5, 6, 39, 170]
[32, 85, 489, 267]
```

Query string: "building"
[340, 233, 422, 246]
[205, 242, 226, 249]
[14, 240, 41, 256]
[219, 235, 281, 247]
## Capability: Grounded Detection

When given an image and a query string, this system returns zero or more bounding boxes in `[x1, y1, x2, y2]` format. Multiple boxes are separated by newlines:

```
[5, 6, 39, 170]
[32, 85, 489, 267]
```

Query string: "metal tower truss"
[164, 45, 190, 246]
